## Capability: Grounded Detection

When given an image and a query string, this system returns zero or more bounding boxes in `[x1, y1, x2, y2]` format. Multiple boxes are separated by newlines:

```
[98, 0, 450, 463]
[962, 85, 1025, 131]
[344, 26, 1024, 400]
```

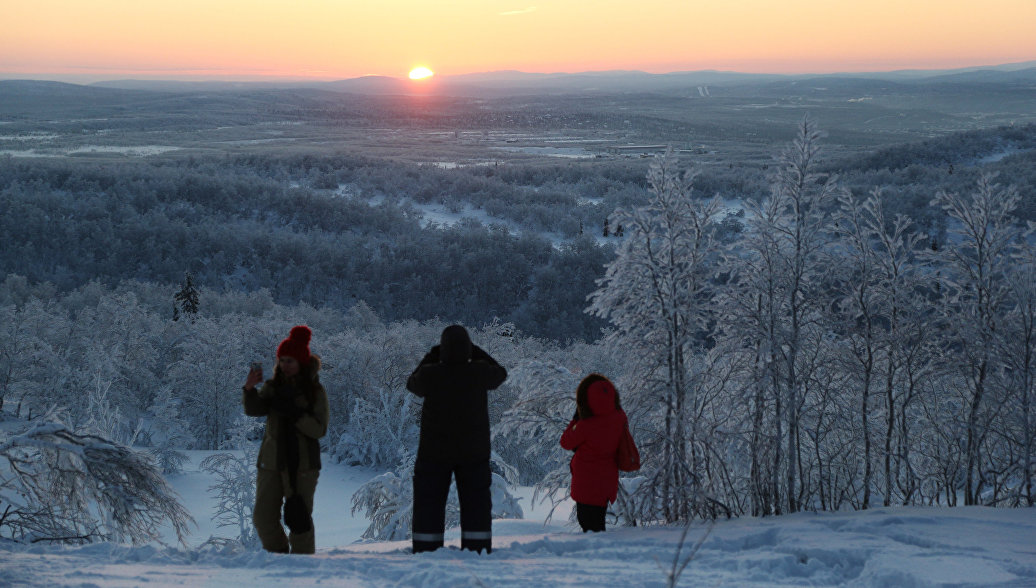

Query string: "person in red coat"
[559, 374, 626, 532]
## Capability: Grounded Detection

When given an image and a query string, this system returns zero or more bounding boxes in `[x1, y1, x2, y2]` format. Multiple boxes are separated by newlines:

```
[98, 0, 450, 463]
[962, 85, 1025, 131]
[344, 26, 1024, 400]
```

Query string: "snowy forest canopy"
[1, 118, 1034, 543]
[2, 122, 1036, 342]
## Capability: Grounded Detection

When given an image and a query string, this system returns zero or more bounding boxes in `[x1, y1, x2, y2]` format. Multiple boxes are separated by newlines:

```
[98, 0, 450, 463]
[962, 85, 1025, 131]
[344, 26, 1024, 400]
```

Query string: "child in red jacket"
[560, 374, 627, 532]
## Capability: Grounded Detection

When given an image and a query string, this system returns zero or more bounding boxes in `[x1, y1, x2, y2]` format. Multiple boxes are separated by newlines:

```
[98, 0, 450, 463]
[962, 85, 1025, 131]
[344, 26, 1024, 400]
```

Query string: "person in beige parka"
[242, 325, 329, 554]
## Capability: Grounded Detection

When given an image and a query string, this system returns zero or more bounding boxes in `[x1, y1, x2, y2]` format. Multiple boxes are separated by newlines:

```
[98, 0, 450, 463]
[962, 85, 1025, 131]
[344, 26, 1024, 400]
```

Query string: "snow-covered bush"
[351, 451, 524, 541]
[333, 388, 420, 469]
[490, 472, 524, 519]
[0, 415, 194, 545]
[199, 445, 260, 549]
[351, 470, 417, 541]
[350, 451, 422, 541]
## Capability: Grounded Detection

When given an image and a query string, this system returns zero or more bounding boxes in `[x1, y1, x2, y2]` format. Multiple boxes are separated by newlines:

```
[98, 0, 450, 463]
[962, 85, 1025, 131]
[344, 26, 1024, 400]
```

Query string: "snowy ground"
[2, 453, 1035, 587]
[0, 145, 181, 157]
[336, 187, 613, 248]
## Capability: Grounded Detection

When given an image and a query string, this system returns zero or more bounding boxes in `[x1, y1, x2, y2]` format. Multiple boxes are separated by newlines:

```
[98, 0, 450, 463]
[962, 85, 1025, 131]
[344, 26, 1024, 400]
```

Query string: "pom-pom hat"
[277, 325, 312, 366]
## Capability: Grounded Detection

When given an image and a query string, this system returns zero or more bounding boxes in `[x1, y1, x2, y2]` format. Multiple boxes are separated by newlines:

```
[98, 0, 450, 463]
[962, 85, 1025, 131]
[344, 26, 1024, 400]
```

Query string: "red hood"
[588, 380, 617, 416]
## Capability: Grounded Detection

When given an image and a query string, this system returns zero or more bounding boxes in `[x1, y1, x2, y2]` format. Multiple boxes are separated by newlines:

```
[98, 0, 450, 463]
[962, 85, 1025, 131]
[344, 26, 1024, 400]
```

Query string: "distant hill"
[0, 80, 169, 115]
[71, 60, 1036, 97]
[918, 66, 1036, 85]
[0, 79, 152, 100]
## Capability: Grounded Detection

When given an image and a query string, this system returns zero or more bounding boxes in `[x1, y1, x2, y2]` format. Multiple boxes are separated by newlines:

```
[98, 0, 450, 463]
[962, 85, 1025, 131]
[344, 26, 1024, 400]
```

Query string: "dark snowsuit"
[242, 356, 329, 554]
[406, 325, 507, 554]
[560, 378, 626, 532]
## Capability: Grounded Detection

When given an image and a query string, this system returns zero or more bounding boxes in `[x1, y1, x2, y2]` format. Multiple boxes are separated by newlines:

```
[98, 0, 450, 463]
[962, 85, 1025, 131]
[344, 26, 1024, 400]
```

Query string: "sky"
[2, 0, 1035, 82]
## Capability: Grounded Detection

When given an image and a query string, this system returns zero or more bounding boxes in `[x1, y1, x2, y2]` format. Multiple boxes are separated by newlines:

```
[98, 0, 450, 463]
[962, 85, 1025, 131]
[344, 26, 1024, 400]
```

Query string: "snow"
[0, 145, 181, 157]
[67, 145, 182, 156]
[421, 161, 503, 169]
[493, 146, 596, 159]
[0, 133, 60, 141]
[977, 147, 1029, 164]
[2, 453, 1034, 587]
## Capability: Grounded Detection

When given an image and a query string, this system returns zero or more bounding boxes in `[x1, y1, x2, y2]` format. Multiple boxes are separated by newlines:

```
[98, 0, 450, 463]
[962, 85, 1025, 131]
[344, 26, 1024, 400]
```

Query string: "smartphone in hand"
[250, 361, 264, 380]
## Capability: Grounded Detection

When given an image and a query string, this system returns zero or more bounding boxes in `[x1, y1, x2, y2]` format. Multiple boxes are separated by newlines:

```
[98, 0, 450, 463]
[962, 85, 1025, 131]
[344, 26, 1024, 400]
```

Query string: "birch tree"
[588, 148, 725, 523]
[718, 117, 842, 514]
[833, 189, 932, 506]
[931, 174, 1022, 505]
[997, 227, 1036, 505]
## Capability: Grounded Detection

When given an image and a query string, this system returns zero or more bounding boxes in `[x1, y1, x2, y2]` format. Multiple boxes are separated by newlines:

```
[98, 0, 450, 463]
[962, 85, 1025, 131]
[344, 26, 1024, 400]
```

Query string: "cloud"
[499, 7, 536, 16]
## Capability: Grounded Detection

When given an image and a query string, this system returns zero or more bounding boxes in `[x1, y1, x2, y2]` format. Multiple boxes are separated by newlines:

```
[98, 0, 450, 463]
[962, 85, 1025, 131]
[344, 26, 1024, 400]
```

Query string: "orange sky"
[2, 0, 1034, 81]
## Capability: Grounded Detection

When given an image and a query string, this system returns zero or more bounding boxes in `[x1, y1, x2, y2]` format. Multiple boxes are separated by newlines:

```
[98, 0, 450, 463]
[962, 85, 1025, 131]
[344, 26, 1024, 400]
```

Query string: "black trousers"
[412, 459, 492, 554]
[576, 502, 607, 533]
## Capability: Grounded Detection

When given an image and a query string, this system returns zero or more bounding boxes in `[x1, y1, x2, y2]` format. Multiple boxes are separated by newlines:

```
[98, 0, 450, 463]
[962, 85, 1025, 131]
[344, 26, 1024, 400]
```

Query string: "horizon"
[3, 58, 1035, 87]
[3, 1, 1035, 84]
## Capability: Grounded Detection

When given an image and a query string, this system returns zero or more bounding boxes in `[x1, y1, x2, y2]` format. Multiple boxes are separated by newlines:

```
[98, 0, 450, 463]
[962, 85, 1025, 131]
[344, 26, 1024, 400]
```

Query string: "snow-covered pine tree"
[173, 271, 200, 322]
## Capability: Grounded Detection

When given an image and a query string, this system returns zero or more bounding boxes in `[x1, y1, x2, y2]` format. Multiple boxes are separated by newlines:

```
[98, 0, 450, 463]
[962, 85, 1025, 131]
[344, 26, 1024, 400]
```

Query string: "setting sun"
[408, 66, 434, 80]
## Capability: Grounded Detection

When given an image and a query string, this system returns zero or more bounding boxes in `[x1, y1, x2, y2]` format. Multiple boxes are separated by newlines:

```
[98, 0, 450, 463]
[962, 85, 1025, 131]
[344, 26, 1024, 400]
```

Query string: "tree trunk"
[965, 362, 987, 506]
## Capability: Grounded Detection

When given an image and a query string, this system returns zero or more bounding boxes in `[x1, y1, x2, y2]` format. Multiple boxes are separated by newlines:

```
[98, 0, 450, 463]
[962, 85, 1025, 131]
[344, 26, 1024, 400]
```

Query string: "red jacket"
[560, 381, 627, 507]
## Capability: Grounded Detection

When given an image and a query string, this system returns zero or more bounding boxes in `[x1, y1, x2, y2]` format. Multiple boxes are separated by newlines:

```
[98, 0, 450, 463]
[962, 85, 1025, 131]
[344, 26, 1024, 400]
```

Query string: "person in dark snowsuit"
[242, 325, 329, 554]
[406, 325, 508, 554]
[560, 374, 626, 532]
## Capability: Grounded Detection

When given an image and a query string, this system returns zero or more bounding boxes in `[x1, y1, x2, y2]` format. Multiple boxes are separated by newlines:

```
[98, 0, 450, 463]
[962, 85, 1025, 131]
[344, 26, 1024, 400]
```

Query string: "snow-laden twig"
[657, 518, 715, 588]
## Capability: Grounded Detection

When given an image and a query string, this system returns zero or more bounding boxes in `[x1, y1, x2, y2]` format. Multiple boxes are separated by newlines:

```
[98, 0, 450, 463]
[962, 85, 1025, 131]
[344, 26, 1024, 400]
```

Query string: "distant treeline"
[0, 153, 615, 341]
[1, 122, 1034, 343]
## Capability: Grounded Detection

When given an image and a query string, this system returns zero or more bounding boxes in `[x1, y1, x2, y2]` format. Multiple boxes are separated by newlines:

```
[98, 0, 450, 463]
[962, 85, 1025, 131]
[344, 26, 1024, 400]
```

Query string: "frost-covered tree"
[0, 299, 69, 420]
[496, 358, 586, 518]
[832, 188, 933, 507]
[999, 234, 1036, 505]
[145, 394, 191, 475]
[588, 148, 726, 523]
[931, 175, 1022, 505]
[167, 316, 264, 449]
[831, 188, 885, 509]
[717, 117, 842, 514]
[0, 416, 194, 545]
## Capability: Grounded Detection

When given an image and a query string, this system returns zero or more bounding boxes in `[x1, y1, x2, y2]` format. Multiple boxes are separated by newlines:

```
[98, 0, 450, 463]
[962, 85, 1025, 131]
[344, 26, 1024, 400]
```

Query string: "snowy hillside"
[2, 454, 1034, 587]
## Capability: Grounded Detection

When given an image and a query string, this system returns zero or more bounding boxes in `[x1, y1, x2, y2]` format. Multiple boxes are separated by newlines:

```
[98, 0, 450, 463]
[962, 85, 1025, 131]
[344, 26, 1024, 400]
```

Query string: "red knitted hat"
[277, 325, 312, 366]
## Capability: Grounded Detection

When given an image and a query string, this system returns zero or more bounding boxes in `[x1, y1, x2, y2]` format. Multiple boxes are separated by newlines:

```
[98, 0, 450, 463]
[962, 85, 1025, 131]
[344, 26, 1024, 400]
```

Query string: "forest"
[1, 107, 1035, 542]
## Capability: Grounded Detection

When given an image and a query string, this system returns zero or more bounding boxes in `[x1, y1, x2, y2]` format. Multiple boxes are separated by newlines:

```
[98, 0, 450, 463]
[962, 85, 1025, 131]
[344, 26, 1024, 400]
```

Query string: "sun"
[409, 66, 434, 80]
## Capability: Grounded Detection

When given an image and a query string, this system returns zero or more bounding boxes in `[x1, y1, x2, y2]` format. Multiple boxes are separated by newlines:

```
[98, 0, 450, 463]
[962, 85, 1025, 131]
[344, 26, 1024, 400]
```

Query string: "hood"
[587, 380, 617, 416]
[440, 325, 472, 364]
